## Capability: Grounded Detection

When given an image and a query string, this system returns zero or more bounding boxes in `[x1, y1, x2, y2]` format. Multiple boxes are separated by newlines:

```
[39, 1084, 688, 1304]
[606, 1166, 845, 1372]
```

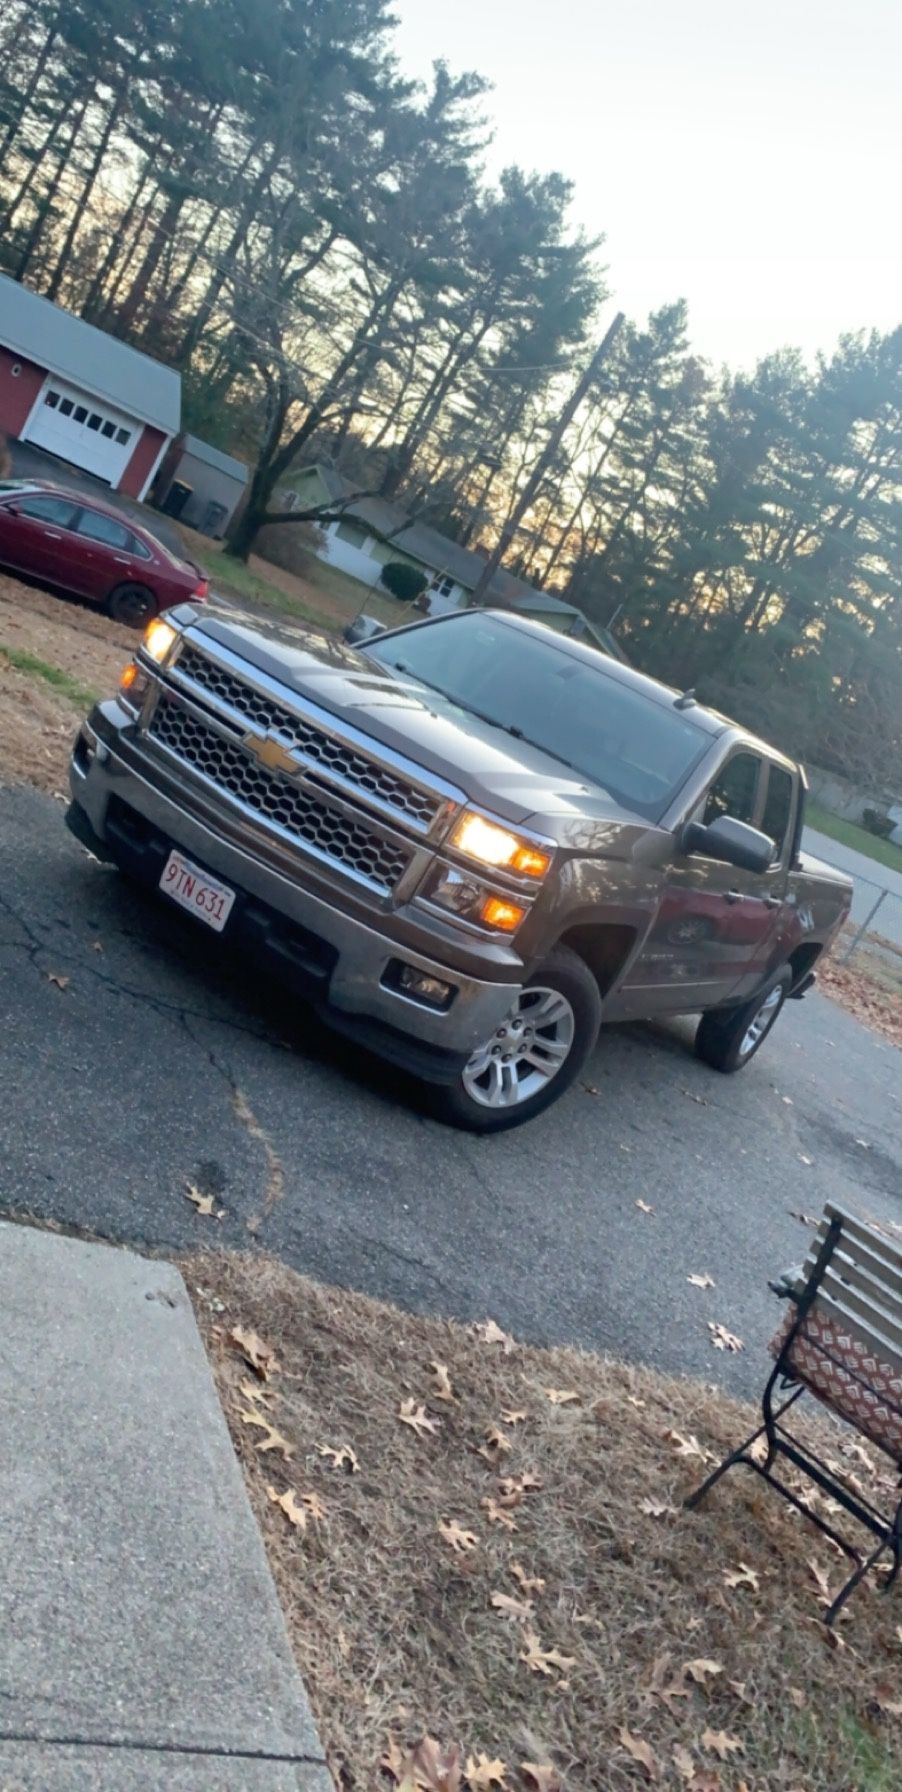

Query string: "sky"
[390, 0, 902, 371]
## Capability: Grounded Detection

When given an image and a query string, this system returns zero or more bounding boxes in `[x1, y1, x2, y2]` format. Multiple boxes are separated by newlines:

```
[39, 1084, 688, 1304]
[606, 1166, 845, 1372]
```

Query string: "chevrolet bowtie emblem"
[243, 731, 298, 776]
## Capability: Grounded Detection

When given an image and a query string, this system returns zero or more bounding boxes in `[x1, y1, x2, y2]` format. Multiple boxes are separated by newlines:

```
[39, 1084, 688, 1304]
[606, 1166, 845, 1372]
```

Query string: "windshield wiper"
[372, 657, 585, 774]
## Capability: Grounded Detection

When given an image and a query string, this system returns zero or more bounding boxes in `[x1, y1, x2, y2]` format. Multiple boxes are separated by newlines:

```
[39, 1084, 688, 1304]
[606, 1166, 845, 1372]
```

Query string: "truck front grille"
[174, 644, 440, 832]
[148, 697, 412, 895]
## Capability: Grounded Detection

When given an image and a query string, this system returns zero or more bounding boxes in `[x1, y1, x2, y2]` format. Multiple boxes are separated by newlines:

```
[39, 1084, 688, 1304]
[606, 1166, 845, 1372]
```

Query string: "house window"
[44, 390, 60, 409]
[101, 420, 116, 438]
[115, 427, 131, 445]
[58, 398, 74, 416]
[334, 519, 369, 550]
[87, 413, 102, 431]
[429, 573, 455, 598]
[73, 405, 88, 423]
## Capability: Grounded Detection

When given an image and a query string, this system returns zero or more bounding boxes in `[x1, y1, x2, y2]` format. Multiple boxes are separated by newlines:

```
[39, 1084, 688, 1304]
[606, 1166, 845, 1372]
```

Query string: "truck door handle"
[723, 890, 743, 904]
[763, 895, 782, 908]
[114, 556, 131, 564]
[42, 530, 62, 540]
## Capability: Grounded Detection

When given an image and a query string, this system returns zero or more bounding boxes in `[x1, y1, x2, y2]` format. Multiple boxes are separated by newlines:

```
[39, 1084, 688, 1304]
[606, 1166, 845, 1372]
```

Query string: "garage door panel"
[25, 379, 137, 486]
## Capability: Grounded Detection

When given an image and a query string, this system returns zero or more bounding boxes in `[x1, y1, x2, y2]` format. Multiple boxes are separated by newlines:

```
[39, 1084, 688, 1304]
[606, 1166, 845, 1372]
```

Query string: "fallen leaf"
[490, 1591, 534, 1623]
[789, 1687, 806, 1709]
[483, 1425, 512, 1455]
[303, 1490, 326, 1522]
[781, 1094, 793, 1104]
[238, 1378, 273, 1407]
[230, 1325, 278, 1380]
[474, 1318, 514, 1352]
[482, 1497, 518, 1530]
[498, 1472, 542, 1500]
[519, 1632, 576, 1678]
[873, 1684, 902, 1717]
[582, 1082, 599, 1096]
[185, 1182, 223, 1218]
[723, 1563, 760, 1593]
[798, 1154, 814, 1166]
[689, 1776, 722, 1792]
[543, 1388, 580, 1406]
[626, 1394, 646, 1409]
[430, 1361, 456, 1403]
[410, 1737, 463, 1791]
[672, 1745, 696, 1784]
[464, 1755, 508, 1790]
[500, 1408, 528, 1426]
[749, 1435, 770, 1466]
[687, 1272, 715, 1289]
[728, 1679, 752, 1705]
[854, 1137, 870, 1149]
[266, 1485, 307, 1529]
[640, 1498, 677, 1518]
[381, 1735, 407, 1780]
[842, 1438, 875, 1471]
[635, 1198, 655, 1214]
[47, 972, 70, 990]
[398, 1398, 440, 1438]
[701, 1729, 744, 1761]
[788, 1210, 817, 1226]
[511, 1562, 546, 1594]
[683, 1657, 724, 1685]
[708, 1321, 744, 1353]
[617, 1728, 661, 1781]
[317, 1442, 360, 1474]
[520, 1765, 560, 1792]
[438, 1518, 477, 1555]
[808, 1558, 833, 1604]
[666, 1430, 706, 1459]
[253, 1420, 294, 1459]
[92, 939, 104, 953]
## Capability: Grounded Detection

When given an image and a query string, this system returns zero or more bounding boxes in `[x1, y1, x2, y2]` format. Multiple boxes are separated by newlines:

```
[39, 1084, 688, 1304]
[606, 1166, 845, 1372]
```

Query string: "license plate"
[159, 850, 236, 933]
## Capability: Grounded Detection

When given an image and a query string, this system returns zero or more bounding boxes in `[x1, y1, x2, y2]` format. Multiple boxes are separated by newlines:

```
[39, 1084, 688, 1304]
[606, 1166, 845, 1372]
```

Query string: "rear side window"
[761, 764, 794, 859]
[704, 751, 762, 826]
[126, 531, 152, 561]
[76, 510, 132, 550]
[17, 495, 78, 527]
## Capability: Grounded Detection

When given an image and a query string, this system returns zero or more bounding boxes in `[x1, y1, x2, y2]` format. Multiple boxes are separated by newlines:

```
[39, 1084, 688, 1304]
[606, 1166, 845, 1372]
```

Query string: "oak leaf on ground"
[708, 1322, 743, 1353]
[671, 1745, 696, 1784]
[500, 1408, 527, 1426]
[617, 1728, 661, 1781]
[683, 1658, 724, 1685]
[474, 1319, 514, 1353]
[464, 1753, 508, 1788]
[438, 1519, 478, 1555]
[482, 1498, 517, 1530]
[701, 1729, 744, 1761]
[430, 1361, 456, 1403]
[185, 1183, 223, 1218]
[723, 1563, 759, 1593]
[687, 1273, 715, 1289]
[317, 1442, 360, 1473]
[520, 1765, 560, 1792]
[490, 1591, 533, 1623]
[519, 1631, 576, 1678]
[543, 1388, 579, 1406]
[511, 1562, 545, 1595]
[398, 1398, 441, 1438]
[266, 1485, 307, 1529]
[230, 1324, 278, 1380]
[47, 972, 70, 990]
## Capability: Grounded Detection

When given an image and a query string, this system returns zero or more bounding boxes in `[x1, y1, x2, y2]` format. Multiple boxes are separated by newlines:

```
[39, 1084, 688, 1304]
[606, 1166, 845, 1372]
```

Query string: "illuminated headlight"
[427, 866, 526, 933]
[142, 617, 177, 665]
[119, 660, 150, 714]
[450, 811, 551, 878]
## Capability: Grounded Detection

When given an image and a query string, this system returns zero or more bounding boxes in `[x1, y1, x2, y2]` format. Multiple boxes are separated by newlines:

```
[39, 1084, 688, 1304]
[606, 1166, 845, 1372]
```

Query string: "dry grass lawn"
[0, 575, 133, 792]
[187, 1250, 902, 1792]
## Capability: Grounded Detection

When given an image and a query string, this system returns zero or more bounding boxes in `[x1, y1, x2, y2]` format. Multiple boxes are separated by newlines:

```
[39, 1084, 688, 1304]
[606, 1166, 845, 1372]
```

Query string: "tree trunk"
[0, 5, 61, 163]
[113, 183, 187, 334]
[14, 84, 91, 279]
[45, 85, 125, 302]
[176, 144, 284, 363]
[81, 146, 159, 320]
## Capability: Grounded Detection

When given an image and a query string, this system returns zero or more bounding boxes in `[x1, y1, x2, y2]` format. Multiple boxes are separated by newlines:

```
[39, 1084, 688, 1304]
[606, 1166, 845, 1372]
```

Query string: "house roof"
[0, 275, 181, 436]
[180, 433, 248, 485]
[303, 464, 628, 659]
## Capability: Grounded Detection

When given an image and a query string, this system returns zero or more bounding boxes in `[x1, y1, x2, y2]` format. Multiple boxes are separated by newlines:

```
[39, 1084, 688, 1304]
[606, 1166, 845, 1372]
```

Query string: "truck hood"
[183, 603, 645, 844]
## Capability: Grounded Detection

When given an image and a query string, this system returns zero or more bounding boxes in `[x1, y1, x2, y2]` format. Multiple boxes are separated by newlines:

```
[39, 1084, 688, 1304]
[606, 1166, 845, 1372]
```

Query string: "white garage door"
[24, 378, 138, 486]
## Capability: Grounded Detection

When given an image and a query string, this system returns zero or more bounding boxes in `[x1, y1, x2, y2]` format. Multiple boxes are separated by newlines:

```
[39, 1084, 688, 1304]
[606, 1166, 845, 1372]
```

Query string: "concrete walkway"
[0, 1224, 331, 1789]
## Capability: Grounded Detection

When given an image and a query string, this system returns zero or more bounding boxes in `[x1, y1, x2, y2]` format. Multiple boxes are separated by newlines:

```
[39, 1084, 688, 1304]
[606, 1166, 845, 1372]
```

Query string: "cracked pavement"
[2, 784, 900, 1396]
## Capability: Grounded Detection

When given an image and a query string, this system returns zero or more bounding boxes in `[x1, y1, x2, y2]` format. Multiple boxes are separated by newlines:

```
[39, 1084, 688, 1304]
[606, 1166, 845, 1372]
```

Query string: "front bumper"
[68, 704, 522, 1082]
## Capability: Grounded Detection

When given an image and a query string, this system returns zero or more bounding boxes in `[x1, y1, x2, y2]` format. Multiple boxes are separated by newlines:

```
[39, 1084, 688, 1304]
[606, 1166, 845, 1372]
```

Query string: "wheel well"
[786, 942, 822, 988]
[557, 924, 637, 998]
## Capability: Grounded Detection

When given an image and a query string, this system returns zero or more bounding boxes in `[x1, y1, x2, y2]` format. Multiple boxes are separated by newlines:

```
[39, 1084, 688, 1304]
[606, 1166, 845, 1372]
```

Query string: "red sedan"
[0, 480, 208, 626]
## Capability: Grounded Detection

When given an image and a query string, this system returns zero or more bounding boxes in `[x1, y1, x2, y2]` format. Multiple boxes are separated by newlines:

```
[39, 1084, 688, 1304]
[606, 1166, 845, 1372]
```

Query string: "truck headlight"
[450, 811, 551, 878]
[119, 660, 150, 714]
[142, 618, 177, 664]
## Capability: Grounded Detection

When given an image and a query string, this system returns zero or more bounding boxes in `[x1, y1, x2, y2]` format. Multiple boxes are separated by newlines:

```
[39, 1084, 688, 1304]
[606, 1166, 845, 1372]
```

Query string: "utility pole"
[468, 310, 625, 606]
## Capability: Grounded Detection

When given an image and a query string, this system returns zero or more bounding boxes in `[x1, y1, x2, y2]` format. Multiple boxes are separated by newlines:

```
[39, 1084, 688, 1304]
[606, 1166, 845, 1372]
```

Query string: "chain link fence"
[835, 866, 902, 984]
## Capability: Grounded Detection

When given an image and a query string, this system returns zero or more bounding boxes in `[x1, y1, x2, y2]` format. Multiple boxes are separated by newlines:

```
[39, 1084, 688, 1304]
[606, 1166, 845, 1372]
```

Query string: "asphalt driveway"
[1, 785, 899, 1399]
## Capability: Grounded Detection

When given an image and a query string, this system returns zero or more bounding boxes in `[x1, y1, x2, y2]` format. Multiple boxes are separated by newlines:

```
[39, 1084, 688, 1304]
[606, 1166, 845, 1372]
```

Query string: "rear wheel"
[107, 582, 157, 627]
[695, 965, 792, 1073]
[429, 945, 602, 1133]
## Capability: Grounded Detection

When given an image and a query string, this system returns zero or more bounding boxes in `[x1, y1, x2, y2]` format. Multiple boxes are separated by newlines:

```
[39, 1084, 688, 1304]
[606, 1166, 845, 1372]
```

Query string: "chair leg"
[824, 1536, 891, 1627]
[684, 1418, 770, 1510]
[683, 1376, 802, 1511]
[882, 1496, 902, 1591]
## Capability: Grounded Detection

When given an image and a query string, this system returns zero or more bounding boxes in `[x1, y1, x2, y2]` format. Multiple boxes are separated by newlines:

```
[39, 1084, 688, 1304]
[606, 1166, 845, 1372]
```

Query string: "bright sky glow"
[392, 0, 902, 369]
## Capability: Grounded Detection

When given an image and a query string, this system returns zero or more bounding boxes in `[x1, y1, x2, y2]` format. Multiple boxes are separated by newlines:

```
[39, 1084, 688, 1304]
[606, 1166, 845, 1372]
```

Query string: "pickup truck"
[66, 604, 853, 1131]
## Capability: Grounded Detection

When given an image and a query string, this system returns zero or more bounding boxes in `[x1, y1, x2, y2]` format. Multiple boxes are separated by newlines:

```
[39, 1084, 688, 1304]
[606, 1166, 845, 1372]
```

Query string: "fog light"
[393, 963, 455, 1009]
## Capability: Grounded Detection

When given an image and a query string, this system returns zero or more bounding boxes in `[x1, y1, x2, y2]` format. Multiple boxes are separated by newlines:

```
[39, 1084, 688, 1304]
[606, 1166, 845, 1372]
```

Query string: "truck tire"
[429, 944, 602, 1133]
[695, 964, 792, 1074]
[107, 582, 157, 627]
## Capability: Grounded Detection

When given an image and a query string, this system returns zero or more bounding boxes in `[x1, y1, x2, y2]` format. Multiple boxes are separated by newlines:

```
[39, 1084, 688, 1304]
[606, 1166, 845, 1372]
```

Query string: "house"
[280, 464, 627, 658]
[0, 274, 180, 499]
[151, 433, 248, 537]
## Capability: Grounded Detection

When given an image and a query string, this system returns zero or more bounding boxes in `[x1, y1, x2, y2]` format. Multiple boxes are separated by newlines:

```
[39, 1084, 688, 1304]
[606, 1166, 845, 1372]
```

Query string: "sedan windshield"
[367, 613, 710, 820]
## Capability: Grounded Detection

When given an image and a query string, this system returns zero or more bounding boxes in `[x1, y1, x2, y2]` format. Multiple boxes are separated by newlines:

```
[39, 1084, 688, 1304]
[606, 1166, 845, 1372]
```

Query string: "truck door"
[621, 749, 789, 1013]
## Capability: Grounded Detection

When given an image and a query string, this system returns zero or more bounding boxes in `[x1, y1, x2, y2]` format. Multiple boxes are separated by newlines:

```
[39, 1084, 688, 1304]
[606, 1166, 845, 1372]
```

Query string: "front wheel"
[429, 945, 602, 1133]
[107, 582, 157, 627]
[695, 965, 792, 1074]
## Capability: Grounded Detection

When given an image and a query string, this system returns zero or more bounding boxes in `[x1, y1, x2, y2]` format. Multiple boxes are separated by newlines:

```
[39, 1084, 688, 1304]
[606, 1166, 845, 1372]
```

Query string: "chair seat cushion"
[770, 1306, 902, 1461]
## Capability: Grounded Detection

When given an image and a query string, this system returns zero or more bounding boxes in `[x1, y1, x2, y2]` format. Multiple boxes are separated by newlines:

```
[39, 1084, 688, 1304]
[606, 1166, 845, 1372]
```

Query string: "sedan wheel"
[108, 582, 157, 627]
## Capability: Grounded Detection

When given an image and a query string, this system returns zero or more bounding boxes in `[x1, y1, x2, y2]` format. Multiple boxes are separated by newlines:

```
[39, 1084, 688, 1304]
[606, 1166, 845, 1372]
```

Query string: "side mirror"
[682, 813, 775, 874]
[343, 614, 386, 647]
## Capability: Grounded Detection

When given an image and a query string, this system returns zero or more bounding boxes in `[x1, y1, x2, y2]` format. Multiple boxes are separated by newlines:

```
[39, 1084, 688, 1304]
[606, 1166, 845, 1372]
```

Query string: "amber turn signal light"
[512, 845, 551, 877]
[480, 895, 526, 931]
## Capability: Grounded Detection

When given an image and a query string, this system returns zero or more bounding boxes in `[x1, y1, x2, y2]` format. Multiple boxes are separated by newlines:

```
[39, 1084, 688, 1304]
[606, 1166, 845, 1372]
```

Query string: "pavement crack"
[180, 1014, 285, 1234]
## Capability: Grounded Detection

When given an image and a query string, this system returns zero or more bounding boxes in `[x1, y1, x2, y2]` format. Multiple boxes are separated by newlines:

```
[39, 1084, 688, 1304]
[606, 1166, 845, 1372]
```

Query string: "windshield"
[367, 614, 711, 820]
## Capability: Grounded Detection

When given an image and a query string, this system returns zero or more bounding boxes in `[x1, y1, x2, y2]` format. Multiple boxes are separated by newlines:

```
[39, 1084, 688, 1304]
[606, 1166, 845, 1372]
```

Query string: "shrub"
[380, 560, 428, 603]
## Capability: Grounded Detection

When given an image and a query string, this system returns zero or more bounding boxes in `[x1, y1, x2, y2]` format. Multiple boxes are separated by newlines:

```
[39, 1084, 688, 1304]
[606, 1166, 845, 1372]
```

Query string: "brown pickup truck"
[67, 605, 853, 1131]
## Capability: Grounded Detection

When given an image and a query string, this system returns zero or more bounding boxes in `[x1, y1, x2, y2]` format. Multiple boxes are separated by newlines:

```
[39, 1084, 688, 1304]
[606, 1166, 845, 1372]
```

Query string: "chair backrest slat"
[814, 1277, 902, 1380]
[788, 1205, 902, 1385]
[823, 1204, 902, 1277]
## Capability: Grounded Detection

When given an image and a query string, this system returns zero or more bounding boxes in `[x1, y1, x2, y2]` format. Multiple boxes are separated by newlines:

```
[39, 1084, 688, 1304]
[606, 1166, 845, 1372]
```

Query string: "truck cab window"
[704, 751, 762, 826]
[760, 763, 794, 859]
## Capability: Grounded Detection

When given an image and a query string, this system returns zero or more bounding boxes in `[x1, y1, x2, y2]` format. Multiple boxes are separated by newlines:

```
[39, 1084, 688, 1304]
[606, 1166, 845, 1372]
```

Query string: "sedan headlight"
[450, 811, 552, 878]
[142, 617, 177, 664]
